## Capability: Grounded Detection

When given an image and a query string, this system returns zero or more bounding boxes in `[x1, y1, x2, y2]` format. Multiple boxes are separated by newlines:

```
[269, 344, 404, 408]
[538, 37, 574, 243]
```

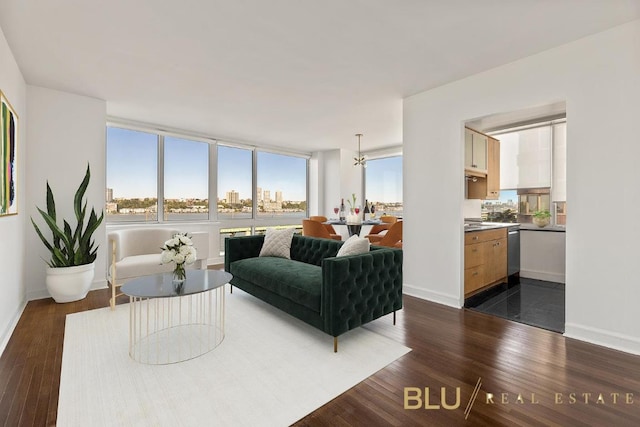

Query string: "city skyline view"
[106, 127, 404, 218]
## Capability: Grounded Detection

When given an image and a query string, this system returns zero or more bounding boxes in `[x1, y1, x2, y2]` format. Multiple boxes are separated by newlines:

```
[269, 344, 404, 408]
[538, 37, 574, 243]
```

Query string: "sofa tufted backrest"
[290, 235, 341, 266]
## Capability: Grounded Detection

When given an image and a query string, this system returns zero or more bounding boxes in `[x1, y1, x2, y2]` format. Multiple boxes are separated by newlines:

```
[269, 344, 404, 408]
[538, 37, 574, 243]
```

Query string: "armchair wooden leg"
[110, 282, 116, 311]
[334, 337, 338, 353]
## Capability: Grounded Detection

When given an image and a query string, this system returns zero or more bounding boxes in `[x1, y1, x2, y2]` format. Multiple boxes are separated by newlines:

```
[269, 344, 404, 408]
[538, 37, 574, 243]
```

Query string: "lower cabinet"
[464, 228, 507, 296]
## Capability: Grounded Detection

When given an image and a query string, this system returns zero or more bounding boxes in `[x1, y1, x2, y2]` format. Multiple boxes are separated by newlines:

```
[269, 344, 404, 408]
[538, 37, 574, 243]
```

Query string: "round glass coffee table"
[121, 269, 232, 364]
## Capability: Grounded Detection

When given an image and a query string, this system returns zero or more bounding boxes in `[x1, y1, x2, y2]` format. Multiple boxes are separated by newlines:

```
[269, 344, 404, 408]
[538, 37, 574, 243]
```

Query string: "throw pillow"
[336, 235, 370, 257]
[259, 228, 295, 259]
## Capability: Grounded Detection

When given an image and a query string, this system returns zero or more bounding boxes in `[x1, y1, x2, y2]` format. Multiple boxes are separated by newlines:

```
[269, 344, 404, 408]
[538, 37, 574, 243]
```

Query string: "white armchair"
[107, 228, 209, 309]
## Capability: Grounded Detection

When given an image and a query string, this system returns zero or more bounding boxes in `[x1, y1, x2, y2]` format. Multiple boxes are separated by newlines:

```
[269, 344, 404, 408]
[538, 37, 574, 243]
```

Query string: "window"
[485, 119, 566, 226]
[217, 145, 253, 219]
[106, 127, 158, 222]
[365, 156, 403, 217]
[164, 136, 209, 221]
[257, 151, 307, 218]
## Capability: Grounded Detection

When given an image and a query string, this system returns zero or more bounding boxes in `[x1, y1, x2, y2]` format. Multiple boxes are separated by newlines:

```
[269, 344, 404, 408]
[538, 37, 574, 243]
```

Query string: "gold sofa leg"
[334, 337, 338, 353]
[393, 311, 396, 325]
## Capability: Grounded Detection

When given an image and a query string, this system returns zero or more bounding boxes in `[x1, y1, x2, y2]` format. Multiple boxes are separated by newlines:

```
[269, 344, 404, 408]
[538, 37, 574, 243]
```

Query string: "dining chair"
[309, 215, 339, 235]
[370, 221, 402, 247]
[302, 219, 342, 241]
[365, 223, 391, 240]
[379, 215, 398, 224]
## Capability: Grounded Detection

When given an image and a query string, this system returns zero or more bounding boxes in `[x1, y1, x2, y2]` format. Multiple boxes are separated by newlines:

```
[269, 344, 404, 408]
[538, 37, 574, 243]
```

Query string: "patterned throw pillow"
[336, 235, 370, 257]
[259, 228, 295, 259]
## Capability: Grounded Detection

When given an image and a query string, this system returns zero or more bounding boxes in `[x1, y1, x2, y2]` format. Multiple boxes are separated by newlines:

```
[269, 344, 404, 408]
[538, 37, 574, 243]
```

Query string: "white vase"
[46, 262, 95, 303]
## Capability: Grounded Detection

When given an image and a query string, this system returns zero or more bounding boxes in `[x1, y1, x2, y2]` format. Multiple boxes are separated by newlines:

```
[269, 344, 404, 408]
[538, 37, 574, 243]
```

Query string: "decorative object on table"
[532, 210, 551, 227]
[346, 193, 358, 215]
[31, 164, 104, 303]
[1, 90, 18, 217]
[339, 198, 346, 221]
[370, 202, 376, 219]
[161, 232, 197, 290]
[353, 133, 366, 167]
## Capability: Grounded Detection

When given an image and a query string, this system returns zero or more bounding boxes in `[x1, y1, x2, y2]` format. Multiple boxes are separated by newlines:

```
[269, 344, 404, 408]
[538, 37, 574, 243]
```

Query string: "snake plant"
[31, 164, 104, 267]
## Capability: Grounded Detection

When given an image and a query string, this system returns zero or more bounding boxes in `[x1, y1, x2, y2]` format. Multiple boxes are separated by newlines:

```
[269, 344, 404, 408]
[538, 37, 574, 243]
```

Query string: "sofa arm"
[224, 235, 265, 271]
[321, 248, 403, 337]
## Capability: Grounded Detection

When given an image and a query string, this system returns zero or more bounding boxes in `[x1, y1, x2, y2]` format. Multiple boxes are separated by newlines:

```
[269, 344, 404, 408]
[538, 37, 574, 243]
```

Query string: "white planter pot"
[532, 216, 550, 228]
[46, 262, 95, 303]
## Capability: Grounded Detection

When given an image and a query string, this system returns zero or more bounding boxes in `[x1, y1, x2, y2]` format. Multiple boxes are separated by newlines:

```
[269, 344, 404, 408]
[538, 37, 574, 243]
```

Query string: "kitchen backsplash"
[463, 199, 482, 220]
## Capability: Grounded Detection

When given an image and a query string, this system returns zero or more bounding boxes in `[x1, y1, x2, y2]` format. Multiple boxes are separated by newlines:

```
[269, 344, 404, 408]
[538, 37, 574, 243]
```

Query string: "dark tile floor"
[465, 277, 565, 333]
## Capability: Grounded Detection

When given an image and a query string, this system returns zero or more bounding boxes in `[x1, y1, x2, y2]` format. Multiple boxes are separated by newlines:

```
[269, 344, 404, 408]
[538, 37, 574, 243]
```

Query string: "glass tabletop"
[121, 269, 233, 298]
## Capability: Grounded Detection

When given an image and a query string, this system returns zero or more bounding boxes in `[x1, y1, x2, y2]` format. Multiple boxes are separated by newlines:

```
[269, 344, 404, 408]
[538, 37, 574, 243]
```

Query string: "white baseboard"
[0, 300, 27, 357]
[564, 323, 640, 356]
[520, 269, 565, 284]
[27, 278, 108, 301]
[403, 283, 462, 308]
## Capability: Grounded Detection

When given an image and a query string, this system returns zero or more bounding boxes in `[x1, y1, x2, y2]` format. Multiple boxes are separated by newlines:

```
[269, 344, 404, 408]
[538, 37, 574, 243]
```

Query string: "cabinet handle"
[495, 242, 500, 246]
[472, 272, 478, 276]
[472, 249, 477, 253]
[472, 236, 478, 241]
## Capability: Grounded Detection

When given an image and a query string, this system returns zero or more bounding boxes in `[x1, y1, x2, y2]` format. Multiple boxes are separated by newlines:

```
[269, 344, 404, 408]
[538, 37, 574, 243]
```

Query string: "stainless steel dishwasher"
[507, 225, 520, 282]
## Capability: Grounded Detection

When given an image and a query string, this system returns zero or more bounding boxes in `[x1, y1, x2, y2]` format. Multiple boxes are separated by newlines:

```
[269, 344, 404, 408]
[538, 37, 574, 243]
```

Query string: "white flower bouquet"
[161, 233, 197, 283]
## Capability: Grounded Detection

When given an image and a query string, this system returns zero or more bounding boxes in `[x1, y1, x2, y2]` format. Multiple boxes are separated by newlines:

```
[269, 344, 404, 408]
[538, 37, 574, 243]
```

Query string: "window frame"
[106, 121, 310, 225]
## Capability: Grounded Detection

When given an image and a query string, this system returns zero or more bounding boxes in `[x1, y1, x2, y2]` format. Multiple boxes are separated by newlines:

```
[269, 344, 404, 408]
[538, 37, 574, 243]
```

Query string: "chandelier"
[353, 133, 366, 167]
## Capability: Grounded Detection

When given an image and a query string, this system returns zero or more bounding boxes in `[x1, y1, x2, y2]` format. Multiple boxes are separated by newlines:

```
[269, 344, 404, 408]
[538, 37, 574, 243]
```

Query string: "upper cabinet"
[465, 128, 488, 172]
[465, 127, 500, 200]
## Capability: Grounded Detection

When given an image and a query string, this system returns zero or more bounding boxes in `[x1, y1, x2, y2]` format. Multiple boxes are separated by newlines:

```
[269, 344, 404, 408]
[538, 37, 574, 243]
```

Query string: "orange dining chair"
[379, 215, 398, 224]
[309, 215, 339, 236]
[302, 219, 342, 241]
[365, 223, 391, 241]
[370, 221, 402, 248]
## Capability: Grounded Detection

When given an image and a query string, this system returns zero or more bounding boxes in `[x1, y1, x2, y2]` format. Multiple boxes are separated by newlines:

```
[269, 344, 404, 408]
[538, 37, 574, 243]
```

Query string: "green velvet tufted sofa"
[224, 234, 403, 352]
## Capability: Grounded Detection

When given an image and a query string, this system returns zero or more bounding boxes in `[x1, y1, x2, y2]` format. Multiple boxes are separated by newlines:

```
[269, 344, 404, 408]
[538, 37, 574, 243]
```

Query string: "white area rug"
[58, 287, 410, 426]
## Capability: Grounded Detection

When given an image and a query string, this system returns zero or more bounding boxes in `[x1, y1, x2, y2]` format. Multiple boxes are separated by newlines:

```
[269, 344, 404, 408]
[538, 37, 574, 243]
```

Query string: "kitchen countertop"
[464, 222, 566, 232]
[463, 222, 517, 232]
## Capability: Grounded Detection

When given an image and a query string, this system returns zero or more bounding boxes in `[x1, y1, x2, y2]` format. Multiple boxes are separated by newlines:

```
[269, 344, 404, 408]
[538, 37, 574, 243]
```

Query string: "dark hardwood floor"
[2, 284, 640, 426]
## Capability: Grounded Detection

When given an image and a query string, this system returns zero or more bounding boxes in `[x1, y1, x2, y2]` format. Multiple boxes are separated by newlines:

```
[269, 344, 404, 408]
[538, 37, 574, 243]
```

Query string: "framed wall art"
[1, 90, 18, 217]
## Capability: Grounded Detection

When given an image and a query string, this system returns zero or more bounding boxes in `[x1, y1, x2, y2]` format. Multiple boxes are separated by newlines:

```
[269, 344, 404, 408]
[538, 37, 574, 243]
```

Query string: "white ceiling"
[1, 0, 639, 152]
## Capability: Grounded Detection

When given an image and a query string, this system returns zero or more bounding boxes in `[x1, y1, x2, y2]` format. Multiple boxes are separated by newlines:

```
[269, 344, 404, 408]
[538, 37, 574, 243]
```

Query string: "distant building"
[264, 190, 271, 202]
[257, 187, 263, 203]
[106, 202, 118, 213]
[226, 190, 240, 204]
[275, 191, 283, 204]
[106, 188, 113, 202]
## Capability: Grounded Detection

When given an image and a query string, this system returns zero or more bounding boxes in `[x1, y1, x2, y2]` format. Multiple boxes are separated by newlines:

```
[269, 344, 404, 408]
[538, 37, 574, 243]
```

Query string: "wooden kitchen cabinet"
[464, 128, 488, 171]
[486, 136, 500, 200]
[465, 127, 500, 200]
[464, 228, 507, 296]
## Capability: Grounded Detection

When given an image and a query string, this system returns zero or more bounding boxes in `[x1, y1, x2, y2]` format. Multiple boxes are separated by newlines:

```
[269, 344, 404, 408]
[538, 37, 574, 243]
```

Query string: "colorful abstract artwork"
[1, 90, 18, 217]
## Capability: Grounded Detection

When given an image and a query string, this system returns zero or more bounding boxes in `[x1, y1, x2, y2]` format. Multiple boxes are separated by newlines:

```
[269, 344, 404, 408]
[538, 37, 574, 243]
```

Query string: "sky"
[365, 156, 403, 203]
[107, 127, 309, 201]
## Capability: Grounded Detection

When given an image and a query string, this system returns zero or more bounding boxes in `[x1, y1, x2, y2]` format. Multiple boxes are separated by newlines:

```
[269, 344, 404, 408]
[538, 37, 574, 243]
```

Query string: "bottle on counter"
[370, 202, 375, 219]
[363, 199, 370, 217]
[339, 198, 346, 221]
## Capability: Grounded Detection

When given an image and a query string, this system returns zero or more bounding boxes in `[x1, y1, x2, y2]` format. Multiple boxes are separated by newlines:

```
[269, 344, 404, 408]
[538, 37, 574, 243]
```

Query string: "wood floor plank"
[1, 285, 640, 426]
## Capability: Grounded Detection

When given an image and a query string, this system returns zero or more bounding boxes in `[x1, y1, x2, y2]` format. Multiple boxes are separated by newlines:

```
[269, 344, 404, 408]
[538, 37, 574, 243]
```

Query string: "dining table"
[324, 219, 382, 238]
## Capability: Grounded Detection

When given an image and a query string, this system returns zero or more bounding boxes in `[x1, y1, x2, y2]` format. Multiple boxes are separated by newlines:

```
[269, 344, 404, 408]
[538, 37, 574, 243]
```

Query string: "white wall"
[0, 24, 27, 355]
[404, 20, 640, 354]
[25, 86, 107, 300]
[316, 148, 363, 218]
[520, 230, 565, 283]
